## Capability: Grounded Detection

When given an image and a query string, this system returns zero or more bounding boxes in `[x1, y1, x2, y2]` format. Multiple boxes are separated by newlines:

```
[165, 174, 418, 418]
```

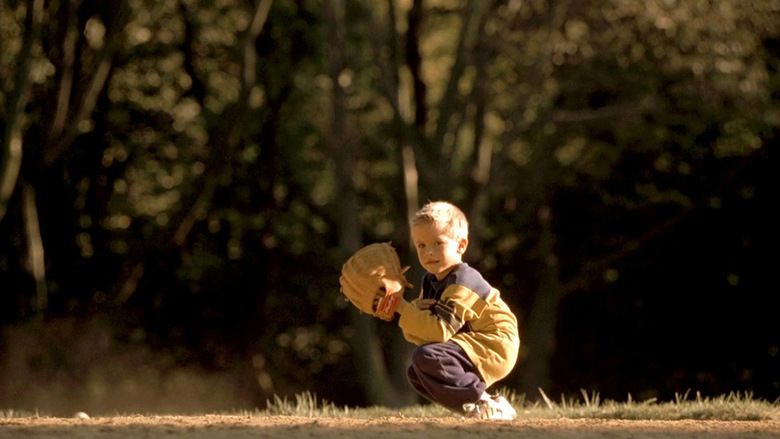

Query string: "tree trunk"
[21, 183, 47, 312]
[464, 3, 493, 259]
[0, 125, 24, 223]
[517, 205, 563, 398]
[44, 0, 128, 166]
[326, 0, 404, 407]
[0, 0, 43, 223]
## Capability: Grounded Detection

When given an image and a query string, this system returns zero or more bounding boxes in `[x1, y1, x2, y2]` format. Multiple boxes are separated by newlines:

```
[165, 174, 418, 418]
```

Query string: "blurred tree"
[1, 0, 130, 316]
[1, 0, 43, 223]
[324, 0, 410, 407]
[1, 0, 778, 411]
[350, 0, 779, 398]
[479, 0, 780, 396]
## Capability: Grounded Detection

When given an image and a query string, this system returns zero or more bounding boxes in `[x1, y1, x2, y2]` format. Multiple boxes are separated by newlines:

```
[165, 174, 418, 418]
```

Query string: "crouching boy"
[396, 201, 520, 420]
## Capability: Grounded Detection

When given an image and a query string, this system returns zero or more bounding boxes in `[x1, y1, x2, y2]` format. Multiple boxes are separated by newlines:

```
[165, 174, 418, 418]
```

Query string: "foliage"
[1, 0, 778, 411]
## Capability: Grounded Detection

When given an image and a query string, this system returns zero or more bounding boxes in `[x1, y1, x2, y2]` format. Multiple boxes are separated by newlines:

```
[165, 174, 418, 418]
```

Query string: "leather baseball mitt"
[339, 242, 412, 321]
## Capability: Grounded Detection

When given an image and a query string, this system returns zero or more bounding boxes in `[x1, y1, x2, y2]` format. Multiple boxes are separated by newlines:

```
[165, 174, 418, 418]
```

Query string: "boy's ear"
[457, 237, 468, 254]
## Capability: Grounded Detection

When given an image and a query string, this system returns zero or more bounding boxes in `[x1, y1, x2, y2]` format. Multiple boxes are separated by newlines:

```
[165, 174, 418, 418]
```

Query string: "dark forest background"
[1, 0, 778, 415]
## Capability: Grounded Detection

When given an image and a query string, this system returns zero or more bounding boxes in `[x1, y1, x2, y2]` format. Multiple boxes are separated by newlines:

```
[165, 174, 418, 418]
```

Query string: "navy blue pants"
[406, 341, 486, 412]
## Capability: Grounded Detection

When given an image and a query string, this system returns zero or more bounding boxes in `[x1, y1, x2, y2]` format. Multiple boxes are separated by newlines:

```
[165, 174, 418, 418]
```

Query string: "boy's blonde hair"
[411, 201, 469, 241]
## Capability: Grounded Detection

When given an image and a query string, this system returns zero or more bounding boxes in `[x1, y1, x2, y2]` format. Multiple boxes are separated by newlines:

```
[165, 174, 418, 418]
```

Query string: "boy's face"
[411, 222, 467, 280]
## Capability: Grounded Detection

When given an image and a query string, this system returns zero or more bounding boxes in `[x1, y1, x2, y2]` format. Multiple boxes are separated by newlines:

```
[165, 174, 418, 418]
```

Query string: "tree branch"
[0, 0, 43, 223]
[405, 0, 427, 130]
[116, 0, 276, 302]
[464, 2, 496, 259]
[560, 153, 760, 297]
[172, 0, 273, 247]
[47, 0, 79, 143]
[22, 183, 47, 312]
[179, 0, 207, 103]
[241, 0, 273, 97]
[44, 0, 129, 167]
[368, 0, 408, 125]
[551, 97, 657, 124]
[366, 0, 427, 149]
[431, 0, 487, 151]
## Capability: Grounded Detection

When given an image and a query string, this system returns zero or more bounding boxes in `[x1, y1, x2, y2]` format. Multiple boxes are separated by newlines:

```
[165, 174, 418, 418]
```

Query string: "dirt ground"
[1, 415, 779, 439]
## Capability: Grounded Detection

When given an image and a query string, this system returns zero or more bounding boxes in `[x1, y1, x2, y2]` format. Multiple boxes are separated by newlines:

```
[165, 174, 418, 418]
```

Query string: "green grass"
[0, 409, 41, 419]
[256, 389, 779, 421]
[3, 390, 778, 421]
[527, 389, 779, 421]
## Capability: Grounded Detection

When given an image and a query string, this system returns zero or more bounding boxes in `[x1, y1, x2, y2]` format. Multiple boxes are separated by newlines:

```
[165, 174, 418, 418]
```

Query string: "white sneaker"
[462, 394, 517, 420]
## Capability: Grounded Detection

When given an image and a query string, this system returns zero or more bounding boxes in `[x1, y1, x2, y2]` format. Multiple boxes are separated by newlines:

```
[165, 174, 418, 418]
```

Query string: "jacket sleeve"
[397, 284, 487, 345]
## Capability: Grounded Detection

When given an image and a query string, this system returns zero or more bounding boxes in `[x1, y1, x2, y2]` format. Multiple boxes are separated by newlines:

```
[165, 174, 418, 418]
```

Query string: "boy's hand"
[375, 293, 401, 321]
[416, 298, 436, 310]
[339, 242, 413, 319]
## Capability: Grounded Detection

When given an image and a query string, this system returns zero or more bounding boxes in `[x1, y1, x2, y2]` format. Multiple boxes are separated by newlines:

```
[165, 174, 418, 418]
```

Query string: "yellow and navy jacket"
[396, 263, 520, 387]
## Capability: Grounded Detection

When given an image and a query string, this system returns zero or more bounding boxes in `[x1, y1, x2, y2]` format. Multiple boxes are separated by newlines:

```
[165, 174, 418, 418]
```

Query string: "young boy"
[391, 201, 520, 420]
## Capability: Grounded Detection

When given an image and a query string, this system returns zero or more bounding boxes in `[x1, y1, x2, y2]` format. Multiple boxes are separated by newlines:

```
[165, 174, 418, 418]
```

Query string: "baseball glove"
[339, 242, 412, 321]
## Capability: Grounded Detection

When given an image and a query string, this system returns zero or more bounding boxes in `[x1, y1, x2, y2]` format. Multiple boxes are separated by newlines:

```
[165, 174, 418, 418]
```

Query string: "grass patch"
[3, 390, 777, 421]
[526, 389, 778, 421]
[259, 392, 450, 418]
[0, 409, 41, 419]
[257, 390, 779, 421]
